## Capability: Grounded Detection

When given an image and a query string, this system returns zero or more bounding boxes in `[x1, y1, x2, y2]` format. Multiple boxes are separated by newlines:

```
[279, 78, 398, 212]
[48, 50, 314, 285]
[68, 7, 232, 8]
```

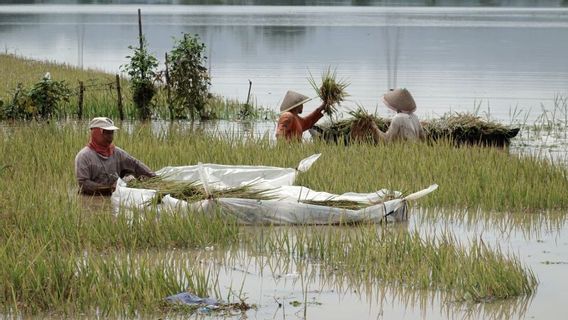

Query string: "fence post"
[138, 8, 145, 81]
[77, 81, 84, 120]
[116, 74, 124, 121]
[165, 52, 173, 121]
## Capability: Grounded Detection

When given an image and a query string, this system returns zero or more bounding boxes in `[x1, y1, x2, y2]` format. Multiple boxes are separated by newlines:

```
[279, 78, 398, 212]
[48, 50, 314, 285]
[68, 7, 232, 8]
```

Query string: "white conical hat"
[279, 90, 312, 113]
[383, 88, 416, 113]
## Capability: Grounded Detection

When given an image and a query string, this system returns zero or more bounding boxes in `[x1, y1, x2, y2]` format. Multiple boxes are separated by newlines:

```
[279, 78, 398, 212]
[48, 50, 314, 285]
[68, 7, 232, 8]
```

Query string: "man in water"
[75, 117, 155, 195]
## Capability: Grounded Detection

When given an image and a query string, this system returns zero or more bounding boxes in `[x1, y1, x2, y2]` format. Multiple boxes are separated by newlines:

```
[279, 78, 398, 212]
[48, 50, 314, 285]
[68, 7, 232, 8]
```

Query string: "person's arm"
[75, 151, 115, 195]
[418, 123, 426, 140]
[370, 121, 386, 143]
[383, 115, 405, 142]
[116, 148, 155, 179]
[299, 103, 325, 131]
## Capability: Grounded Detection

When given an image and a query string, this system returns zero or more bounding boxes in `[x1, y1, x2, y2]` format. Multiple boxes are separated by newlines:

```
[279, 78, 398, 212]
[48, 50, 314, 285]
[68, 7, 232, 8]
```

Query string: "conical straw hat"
[383, 88, 416, 113]
[280, 90, 312, 113]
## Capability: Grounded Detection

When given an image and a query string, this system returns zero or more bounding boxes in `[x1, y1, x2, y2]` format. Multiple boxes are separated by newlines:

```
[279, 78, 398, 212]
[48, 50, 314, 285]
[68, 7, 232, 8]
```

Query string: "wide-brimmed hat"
[89, 117, 119, 130]
[383, 88, 416, 113]
[279, 90, 312, 113]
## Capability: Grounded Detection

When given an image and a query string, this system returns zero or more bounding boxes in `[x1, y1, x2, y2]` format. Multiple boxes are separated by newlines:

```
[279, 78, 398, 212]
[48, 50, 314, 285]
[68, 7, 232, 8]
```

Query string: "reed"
[242, 225, 537, 302]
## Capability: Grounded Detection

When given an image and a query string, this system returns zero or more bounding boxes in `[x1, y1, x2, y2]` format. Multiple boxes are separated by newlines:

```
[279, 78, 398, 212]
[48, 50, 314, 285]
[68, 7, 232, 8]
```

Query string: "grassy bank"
[0, 54, 273, 120]
[0, 122, 557, 316]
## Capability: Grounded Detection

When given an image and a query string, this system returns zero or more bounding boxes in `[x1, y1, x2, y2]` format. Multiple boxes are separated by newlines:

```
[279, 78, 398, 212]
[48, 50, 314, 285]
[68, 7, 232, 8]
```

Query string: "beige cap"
[89, 117, 119, 130]
[279, 90, 312, 113]
[383, 88, 416, 113]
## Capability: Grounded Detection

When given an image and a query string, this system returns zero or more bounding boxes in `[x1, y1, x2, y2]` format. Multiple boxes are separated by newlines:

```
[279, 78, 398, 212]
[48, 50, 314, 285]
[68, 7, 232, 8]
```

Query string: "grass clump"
[246, 226, 538, 302]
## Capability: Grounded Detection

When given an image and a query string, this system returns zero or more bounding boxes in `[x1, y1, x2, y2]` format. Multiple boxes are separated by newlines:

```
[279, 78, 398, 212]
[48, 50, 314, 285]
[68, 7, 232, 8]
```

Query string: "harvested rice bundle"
[127, 176, 278, 204]
[300, 191, 400, 210]
[348, 107, 388, 143]
[308, 68, 349, 116]
[423, 112, 519, 146]
[300, 199, 369, 210]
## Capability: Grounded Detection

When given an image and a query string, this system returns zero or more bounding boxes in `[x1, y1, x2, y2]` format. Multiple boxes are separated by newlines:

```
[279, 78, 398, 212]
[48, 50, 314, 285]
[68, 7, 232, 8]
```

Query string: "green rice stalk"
[127, 176, 278, 204]
[308, 67, 349, 116]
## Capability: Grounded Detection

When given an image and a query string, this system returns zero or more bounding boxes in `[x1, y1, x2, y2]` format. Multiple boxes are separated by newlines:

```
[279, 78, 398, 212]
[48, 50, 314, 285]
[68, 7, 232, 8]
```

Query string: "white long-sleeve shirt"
[374, 113, 425, 142]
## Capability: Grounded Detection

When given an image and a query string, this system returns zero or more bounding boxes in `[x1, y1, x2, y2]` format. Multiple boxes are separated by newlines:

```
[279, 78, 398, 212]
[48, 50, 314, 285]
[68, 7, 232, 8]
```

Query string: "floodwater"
[2, 2, 568, 319]
[1, 3, 568, 123]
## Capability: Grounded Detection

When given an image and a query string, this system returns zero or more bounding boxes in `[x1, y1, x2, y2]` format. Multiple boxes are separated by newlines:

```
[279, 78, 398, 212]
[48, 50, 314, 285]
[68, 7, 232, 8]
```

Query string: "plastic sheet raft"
[111, 154, 438, 225]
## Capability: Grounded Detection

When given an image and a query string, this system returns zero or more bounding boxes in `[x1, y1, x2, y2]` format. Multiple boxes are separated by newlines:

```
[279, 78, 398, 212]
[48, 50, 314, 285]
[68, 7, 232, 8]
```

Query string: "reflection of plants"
[0, 74, 71, 120]
[168, 33, 211, 120]
[121, 36, 158, 121]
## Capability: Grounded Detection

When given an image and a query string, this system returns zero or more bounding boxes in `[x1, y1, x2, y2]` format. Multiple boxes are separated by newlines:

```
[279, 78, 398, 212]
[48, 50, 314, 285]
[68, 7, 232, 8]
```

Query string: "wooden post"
[77, 81, 84, 120]
[116, 74, 124, 121]
[138, 8, 143, 51]
[246, 79, 252, 106]
[165, 52, 173, 121]
[138, 8, 145, 80]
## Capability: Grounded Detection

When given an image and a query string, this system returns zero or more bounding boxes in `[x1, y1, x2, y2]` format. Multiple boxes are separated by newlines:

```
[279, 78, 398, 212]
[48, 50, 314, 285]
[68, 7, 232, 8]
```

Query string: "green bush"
[0, 74, 71, 120]
[168, 33, 211, 120]
[121, 36, 159, 120]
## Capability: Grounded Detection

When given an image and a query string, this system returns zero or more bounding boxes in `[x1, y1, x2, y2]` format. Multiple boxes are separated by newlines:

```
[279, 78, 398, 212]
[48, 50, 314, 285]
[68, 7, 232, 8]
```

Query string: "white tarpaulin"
[111, 154, 438, 225]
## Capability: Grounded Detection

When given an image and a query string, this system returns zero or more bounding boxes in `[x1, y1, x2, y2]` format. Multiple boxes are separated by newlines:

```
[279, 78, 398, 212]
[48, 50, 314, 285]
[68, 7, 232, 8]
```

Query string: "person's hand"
[123, 175, 136, 183]
[317, 102, 328, 114]
[370, 120, 379, 130]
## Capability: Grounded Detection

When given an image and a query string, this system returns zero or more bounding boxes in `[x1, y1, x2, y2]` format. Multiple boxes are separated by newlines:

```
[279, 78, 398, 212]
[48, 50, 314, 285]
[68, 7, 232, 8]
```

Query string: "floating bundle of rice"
[127, 176, 278, 204]
[308, 68, 349, 116]
[312, 111, 519, 147]
[423, 112, 520, 147]
[349, 108, 382, 144]
[313, 110, 389, 144]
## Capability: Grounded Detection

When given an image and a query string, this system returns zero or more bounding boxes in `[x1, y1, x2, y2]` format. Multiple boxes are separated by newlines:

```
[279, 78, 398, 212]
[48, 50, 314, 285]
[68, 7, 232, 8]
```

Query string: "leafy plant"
[168, 33, 211, 120]
[0, 74, 71, 120]
[28, 73, 72, 119]
[121, 36, 159, 120]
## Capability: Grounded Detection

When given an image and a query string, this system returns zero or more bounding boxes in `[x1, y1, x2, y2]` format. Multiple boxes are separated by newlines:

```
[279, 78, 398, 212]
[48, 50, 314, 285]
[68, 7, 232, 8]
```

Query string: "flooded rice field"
[1, 2, 568, 319]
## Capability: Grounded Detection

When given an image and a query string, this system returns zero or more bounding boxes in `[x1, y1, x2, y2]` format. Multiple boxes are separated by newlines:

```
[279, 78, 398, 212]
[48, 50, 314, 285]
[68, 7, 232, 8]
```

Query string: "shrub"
[168, 33, 211, 120]
[0, 73, 71, 120]
[121, 36, 159, 120]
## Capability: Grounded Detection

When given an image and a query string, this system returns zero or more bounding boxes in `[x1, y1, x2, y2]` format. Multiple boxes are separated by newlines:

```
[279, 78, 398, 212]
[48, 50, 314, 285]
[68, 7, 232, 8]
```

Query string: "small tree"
[121, 36, 158, 120]
[168, 33, 211, 120]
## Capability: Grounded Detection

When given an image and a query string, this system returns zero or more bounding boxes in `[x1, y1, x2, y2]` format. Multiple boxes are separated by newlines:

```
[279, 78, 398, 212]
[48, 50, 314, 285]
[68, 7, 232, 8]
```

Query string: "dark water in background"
[1, 4, 568, 123]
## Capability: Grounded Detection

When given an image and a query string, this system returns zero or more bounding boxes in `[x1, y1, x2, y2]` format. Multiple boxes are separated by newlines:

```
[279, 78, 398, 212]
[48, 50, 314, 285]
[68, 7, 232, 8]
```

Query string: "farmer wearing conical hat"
[275, 90, 327, 141]
[75, 117, 155, 195]
[370, 88, 425, 142]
